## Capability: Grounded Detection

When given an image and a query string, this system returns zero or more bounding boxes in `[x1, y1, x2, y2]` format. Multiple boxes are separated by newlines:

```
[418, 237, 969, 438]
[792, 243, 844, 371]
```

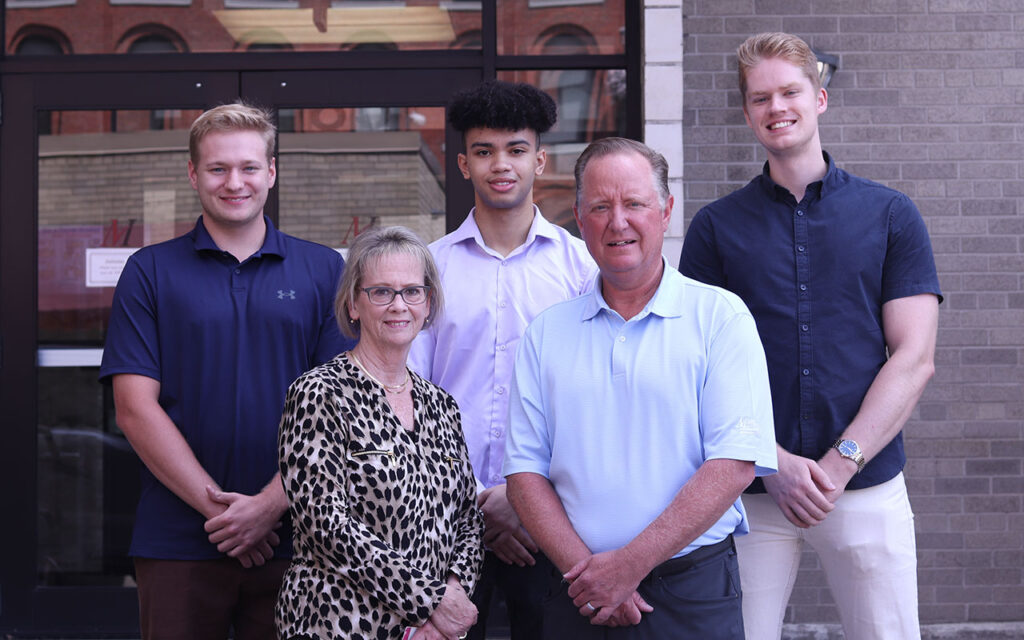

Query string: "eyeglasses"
[361, 285, 431, 306]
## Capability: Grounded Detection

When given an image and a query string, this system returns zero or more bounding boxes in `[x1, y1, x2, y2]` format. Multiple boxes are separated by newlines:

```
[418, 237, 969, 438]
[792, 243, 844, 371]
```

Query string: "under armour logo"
[277, 290, 296, 300]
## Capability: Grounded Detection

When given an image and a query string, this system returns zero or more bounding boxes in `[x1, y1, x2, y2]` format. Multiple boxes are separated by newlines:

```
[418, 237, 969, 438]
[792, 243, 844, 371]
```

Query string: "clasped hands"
[417, 576, 477, 640]
[203, 486, 283, 568]
[564, 548, 653, 627]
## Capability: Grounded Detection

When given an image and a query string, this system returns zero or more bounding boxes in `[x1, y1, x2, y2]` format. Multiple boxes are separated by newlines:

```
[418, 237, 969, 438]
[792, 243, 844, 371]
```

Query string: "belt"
[643, 535, 734, 582]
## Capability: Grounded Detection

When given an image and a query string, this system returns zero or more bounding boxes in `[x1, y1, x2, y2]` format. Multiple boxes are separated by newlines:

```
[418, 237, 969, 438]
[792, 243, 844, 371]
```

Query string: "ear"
[573, 203, 583, 232]
[267, 156, 277, 188]
[817, 87, 828, 115]
[457, 153, 471, 180]
[660, 195, 674, 233]
[535, 148, 548, 176]
[187, 160, 199, 191]
[347, 294, 359, 322]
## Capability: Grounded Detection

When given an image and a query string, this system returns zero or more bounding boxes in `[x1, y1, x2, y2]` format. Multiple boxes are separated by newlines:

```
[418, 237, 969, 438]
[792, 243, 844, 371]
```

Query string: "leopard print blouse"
[276, 352, 484, 640]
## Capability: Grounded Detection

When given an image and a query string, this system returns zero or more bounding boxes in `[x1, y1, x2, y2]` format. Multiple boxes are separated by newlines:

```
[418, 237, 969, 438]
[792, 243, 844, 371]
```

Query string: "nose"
[491, 151, 512, 171]
[608, 204, 630, 231]
[225, 168, 244, 190]
[768, 93, 785, 112]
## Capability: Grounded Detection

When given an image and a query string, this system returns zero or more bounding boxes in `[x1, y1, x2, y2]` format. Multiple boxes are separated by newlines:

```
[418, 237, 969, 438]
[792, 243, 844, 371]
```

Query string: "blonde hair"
[188, 102, 276, 166]
[737, 32, 820, 99]
[335, 226, 444, 339]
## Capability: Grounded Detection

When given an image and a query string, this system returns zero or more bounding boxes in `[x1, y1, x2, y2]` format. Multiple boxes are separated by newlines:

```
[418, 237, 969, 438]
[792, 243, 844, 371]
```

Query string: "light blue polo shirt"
[100, 216, 353, 560]
[504, 262, 777, 557]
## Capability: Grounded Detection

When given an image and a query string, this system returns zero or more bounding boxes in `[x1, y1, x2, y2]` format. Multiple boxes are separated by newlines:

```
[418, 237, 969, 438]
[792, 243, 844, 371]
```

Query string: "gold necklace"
[349, 350, 410, 393]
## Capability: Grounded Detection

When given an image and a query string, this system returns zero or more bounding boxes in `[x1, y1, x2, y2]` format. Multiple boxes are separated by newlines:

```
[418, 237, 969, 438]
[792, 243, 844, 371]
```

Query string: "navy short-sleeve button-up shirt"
[680, 153, 942, 491]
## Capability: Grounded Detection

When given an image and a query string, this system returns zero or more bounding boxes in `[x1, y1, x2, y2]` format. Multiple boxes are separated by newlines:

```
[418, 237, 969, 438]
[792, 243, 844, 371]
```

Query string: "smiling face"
[742, 56, 828, 161]
[457, 127, 547, 218]
[573, 150, 672, 294]
[188, 130, 276, 233]
[348, 251, 430, 354]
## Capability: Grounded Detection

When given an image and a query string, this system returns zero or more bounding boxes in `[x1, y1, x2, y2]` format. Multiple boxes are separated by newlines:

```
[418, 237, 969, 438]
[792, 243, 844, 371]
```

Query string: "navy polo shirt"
[679, 153, 942, 491]
[100, 216, 354, 559]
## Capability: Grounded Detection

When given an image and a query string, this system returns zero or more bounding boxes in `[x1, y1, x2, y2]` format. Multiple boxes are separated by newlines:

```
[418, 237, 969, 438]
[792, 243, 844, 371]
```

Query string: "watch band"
[832, 438, 865, 473]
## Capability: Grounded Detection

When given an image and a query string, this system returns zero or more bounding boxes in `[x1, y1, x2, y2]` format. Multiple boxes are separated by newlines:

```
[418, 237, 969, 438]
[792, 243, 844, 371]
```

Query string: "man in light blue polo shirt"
[504, 137, 777, 639]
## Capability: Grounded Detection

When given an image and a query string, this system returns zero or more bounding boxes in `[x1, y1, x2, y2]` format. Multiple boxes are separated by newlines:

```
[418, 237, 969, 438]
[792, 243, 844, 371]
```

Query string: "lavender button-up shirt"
[409, 208, 597, 489]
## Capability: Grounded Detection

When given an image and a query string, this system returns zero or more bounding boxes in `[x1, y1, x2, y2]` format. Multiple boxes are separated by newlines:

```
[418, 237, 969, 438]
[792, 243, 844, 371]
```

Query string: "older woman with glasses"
[276, 226, 483, 640]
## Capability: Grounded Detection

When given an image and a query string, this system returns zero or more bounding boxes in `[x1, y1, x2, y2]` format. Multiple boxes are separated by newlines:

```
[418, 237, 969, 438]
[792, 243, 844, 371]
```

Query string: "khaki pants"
[736, 473, 920, 640]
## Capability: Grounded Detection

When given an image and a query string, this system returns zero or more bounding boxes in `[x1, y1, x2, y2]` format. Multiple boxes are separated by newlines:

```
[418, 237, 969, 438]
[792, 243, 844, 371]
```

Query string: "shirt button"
[801, 324, 809, 331]
[796, 210, 805, 216]
[492, 429, 502, 438]
[498, 344, 507, 351]
[501, 261, 507, 267]
[802, 369, 810, 376]
[499, 301, 507, 308]
[491, 473, 502, 483]
[618, 335, 626, 342]
[496, 386, 505, 395]
[797, 245, 805, 253]
[800, 284, 807, 291]
[234, 269, 241, 274]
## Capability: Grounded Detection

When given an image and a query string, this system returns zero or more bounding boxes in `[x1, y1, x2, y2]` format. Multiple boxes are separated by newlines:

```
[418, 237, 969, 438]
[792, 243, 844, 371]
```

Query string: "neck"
[473, 201, 535, 257]
[351, 342, 409, 385]
[600, 262, 664, 321]
[203, 215, 267, 262]
[765, 144, 827, 203]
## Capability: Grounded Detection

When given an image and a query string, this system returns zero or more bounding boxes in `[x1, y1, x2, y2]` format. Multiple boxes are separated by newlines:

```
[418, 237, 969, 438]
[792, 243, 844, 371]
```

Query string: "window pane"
[496, 0, 624, 56]
[37, 109, 201, 586]
[277, 106, 448, 248]
[498, 69, 627, 235]
[6, 0, 481, 54]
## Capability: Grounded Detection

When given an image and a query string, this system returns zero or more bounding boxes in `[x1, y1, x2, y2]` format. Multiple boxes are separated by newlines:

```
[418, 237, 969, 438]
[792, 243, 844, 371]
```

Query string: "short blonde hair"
[737, 32, 821, 99]
[189, 102, 276, 166]
[335, 226, 444, 339]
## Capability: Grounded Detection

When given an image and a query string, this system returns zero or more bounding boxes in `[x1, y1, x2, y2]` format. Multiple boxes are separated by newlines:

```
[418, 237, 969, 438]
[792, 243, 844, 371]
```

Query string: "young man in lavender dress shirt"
[409, 80, 597, 640]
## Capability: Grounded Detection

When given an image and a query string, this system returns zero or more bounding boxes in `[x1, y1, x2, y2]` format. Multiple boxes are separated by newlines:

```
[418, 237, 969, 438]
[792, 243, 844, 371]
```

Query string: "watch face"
[838, 440, 858, 456]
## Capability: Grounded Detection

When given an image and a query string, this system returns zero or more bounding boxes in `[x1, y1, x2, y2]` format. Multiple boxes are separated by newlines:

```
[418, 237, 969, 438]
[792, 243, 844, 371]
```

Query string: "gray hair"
[335, 226, 444, 338]
[573, 137, 670, 209]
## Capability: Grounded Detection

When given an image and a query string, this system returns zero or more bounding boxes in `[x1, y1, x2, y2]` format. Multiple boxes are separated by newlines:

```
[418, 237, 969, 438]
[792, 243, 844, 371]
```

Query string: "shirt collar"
[451, 206, 557, 258]
[190, 215, 286, 259]
[757, 151, 840, 202]
[580, 258, 682, 322]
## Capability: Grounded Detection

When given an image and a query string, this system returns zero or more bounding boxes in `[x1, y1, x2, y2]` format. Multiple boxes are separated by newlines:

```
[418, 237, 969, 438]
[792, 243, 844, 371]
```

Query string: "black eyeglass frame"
[360, 285, 431, 305]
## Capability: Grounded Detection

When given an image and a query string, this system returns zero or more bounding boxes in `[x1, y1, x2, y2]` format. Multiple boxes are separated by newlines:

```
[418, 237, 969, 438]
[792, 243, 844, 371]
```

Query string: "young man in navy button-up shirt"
[680, 32, 942, 640]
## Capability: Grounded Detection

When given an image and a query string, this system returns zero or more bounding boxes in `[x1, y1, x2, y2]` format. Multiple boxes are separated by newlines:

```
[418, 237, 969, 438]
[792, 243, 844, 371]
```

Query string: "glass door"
[0, 65, 477, 635]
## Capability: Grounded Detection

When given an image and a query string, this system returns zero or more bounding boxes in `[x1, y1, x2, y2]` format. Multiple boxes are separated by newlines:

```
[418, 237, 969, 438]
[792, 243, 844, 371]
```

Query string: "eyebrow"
[469, 139, 533, 150]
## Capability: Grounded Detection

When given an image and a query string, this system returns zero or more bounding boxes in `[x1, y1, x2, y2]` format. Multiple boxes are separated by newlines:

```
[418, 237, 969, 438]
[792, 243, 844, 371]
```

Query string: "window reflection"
[6, 0, 482, 54]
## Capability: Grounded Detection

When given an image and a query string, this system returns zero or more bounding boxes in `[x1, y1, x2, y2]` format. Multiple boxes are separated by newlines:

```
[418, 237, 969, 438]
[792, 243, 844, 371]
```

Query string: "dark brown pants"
[135, 557, 289, 640]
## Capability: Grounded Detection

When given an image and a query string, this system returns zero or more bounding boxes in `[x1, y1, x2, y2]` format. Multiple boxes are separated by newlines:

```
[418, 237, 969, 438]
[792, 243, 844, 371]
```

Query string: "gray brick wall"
[680, 1, 1024, 627]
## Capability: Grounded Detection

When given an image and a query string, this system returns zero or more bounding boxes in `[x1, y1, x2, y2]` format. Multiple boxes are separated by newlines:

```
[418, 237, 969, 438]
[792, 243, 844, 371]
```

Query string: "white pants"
[736, 473, 920, 640]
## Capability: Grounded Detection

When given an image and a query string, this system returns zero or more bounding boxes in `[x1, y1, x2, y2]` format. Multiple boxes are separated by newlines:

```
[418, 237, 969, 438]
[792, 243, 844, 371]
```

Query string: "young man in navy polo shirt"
[100, 103, 352, 640]
[680, 32, 942, 640]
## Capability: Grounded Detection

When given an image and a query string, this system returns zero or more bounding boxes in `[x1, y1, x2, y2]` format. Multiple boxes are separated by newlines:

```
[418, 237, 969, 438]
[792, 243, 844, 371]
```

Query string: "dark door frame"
[0, 4, 641, 634]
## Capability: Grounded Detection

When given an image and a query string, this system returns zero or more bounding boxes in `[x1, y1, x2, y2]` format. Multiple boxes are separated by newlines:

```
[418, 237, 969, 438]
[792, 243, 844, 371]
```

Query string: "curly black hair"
[448, 80, 557, 136]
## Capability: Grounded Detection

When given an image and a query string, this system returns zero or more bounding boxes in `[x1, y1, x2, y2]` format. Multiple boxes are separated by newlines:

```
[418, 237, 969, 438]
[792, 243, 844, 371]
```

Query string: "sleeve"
[882, 193, 943, 304]
[311, 252, 356, 365]
[699, 307, 778, 477]
[441, 399, 485, 595]
[99, 253, 161, 383]
[278, 375, 445, 624]
[678, 207, 727, 288]
[503, 322, 553, 479]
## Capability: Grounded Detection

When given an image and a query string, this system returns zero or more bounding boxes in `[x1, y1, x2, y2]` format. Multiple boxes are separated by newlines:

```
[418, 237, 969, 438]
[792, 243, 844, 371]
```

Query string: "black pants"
[541, 537, 744, 640]
[466, 550, 554, 640]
